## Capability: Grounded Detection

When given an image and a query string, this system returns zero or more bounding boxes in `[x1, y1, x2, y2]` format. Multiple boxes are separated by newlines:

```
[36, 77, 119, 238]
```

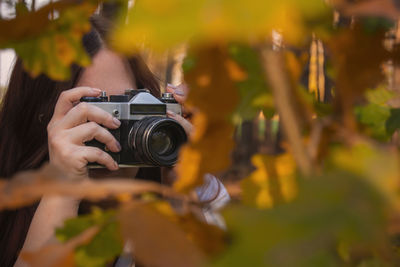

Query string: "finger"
[166, 83, 188, 104]
[59, 102, 121, 130]
[166, 83, 177, 93]
[68, 122, 121, 153]
[78, 146, 119, 171]
[53, 87, 102, 120]
[167, 111, 193, 136]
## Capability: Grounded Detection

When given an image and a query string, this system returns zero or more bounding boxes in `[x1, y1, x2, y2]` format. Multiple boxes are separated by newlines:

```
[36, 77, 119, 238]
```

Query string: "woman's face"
[76, 48, 139, 178]
[76, 48, 136, 94]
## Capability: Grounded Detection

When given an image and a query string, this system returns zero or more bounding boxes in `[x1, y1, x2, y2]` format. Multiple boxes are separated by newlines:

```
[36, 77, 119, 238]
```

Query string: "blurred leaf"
[354, 88, 396, 140]
[148, 201, 226, 256]
[340, 0, 400, 21]
[329, 144, 400, 210]
[228, 43, 274, 121]
[327, 25, 389, 128]
[241, 153, 297, 209]
[386, 108, 400, 136]
[365, 87, 395, 105]
[212, 171, 392, 266]
[111, 0, 331, 52]
[117, 202, 206, 267]
[361, 17, 394, 33]
[174, 45, 239, 192]
[355, 104, 390, 140]
[56, 208, 123, 267]
[22, 226, 99, 267]
[0, 1, 97, 80]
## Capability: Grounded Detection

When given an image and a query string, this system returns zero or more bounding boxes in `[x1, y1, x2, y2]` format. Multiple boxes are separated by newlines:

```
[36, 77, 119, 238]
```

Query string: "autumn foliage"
[3, 0, 400, 266]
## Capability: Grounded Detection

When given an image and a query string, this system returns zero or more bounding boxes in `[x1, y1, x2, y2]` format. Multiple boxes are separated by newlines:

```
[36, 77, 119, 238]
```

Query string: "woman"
[0, 15, 228, 266]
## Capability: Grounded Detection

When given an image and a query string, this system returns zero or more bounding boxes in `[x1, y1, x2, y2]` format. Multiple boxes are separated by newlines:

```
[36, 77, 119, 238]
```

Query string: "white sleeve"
[195, 173, 230, 228]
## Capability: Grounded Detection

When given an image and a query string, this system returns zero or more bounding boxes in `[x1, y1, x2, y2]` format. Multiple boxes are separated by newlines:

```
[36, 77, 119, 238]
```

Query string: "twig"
[0, 164, 196, 210]
[260, 47, 312, 176]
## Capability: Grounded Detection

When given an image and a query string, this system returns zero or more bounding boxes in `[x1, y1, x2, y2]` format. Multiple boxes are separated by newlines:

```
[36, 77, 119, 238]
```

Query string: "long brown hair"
[0, 15, 160, 266]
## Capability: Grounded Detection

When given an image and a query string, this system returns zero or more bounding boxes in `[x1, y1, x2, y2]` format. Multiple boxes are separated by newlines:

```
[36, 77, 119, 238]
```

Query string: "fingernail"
[115, 141, 121, 151]
[174, 89, 185, 96]
[113, 118, 121, 127]
[114, 161, 119, 169]
[167, 83, 176, 89]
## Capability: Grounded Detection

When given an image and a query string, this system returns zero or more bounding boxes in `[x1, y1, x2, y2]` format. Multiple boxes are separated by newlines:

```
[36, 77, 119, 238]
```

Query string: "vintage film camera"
[81, 89, 187, 167]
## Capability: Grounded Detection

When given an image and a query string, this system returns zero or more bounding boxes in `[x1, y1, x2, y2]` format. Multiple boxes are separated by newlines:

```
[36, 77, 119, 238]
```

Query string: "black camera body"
[81, 89, 187, 167]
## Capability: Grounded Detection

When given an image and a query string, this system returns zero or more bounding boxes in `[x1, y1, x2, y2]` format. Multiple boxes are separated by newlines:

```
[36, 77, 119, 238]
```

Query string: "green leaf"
[56, 208, 123, 267]
[355, 104, 391, 140]
[212, 171, 389, 267]
[228, 43, 274, 121]
[386, 108, 400, 135]
[1, 1, 95, 80]
[75, 221, 123, 267]
[361, 17, 395, 34]
[365, 88, 395, 105]
[354, 88, 396, 140]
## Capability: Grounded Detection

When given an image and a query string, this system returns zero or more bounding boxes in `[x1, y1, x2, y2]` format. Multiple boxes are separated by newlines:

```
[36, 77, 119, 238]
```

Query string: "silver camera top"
[82, 89, 182, 120]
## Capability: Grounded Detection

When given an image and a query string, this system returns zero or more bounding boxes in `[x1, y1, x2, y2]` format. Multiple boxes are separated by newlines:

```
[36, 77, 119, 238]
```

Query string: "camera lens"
[150, 129, 173, 155]
[129, 117, 187, 166]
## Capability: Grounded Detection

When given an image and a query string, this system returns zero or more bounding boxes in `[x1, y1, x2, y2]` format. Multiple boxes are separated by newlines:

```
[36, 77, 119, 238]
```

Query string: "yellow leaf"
[330, 144, 400, 210]
[174, 45, 239, 192]
[275, 153, 297, 202]
[54, 34, 76, 66]
[175, 146, 202, 192]
[111, 0, 330, 52]
[241, 153, 297, 209]
[225, 58, 248, 81]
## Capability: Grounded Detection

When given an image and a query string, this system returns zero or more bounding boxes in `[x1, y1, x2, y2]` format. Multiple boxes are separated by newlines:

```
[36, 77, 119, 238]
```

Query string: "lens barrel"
[129, 117, 187, 166]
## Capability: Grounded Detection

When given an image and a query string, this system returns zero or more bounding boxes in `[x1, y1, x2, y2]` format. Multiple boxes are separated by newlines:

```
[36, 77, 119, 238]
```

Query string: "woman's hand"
[47, 87, 122, 178]
[165, 83, 193, 136]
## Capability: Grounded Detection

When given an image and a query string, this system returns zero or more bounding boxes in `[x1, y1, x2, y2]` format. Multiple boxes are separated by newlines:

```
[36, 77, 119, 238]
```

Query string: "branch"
[0, 164, 195, 210]
[260, 47, 312, 176]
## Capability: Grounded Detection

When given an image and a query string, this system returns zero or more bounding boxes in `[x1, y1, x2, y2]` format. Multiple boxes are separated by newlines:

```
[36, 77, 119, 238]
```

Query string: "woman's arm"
[14, 196, 79, 266]
[17, 196, 79, 251]
[15, 87, 123, 266]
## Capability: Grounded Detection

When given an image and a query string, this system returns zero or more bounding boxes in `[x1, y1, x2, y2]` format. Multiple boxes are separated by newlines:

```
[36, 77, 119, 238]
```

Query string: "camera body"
[81, 89, 187, 167]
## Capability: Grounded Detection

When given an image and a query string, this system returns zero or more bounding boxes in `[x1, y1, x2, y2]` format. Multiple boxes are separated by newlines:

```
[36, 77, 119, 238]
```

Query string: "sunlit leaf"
[355, 103, 391, 140]
[111, 0, 332, 52]
[329, 144, 400, 210]
[354, 88, 397, 140]
[241, 153, 297, 209]
[0, 1, 96, 80]
[213, 171, 392, 266]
